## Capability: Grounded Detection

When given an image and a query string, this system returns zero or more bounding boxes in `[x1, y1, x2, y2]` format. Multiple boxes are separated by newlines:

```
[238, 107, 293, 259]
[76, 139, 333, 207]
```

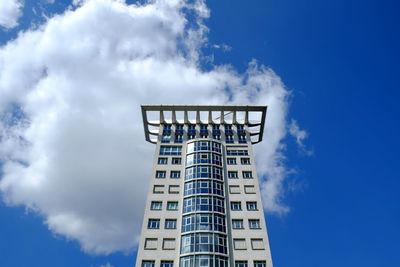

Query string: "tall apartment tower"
[136, 105, 273, 267]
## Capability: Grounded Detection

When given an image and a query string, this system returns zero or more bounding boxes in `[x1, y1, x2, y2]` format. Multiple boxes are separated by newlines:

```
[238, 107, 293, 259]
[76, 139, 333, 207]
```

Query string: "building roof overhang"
[141, 105, 267, 144]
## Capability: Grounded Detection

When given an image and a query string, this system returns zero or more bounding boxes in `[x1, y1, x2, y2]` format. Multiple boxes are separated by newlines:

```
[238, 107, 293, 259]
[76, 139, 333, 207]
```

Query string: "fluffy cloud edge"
[0, 0, 24, 29]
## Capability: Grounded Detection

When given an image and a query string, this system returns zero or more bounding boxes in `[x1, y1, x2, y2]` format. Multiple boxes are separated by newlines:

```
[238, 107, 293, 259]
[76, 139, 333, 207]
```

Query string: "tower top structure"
[141, 105, 267, 144]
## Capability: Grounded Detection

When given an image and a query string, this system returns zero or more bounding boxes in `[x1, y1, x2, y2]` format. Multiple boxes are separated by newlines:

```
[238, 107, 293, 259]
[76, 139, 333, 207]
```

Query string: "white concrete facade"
[136, 105, 273, 267]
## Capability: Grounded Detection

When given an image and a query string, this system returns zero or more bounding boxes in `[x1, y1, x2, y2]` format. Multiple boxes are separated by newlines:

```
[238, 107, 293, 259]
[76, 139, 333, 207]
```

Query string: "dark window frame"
[230, 201, 242, 211]
[147, 219, 160, 229]
[150, 201, 162, 210]
[165, 219, 177, 229]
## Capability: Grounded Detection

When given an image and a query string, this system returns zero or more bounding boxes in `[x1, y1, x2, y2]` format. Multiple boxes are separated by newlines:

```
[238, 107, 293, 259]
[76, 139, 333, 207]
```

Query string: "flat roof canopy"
[141, 105, 267, 144]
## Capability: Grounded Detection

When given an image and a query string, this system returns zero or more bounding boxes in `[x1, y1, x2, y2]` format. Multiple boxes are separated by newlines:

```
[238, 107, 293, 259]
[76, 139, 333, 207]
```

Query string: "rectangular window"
[230, 201, 242, 211]
[176, 124, 184, 132]
[165, 219, 177, 229]
[162, 238, 176, 250]
[227, 150, 249, 156]
[200, 127, 208, 138]
[167, 201, 178, 210]
[227, 158, 237, 165]
[228, 171, 238, 179]
[232, 219, 244, 229]
[254, 261, 266, 267]
[158, 157, 168, 164]
[168, 185, 180, 194]
[161, 261, 174, 267]
[170, 171, 181, 179]
[238, 135, 247, 143]
[171, 157, 181, 165]
[200, 153, 209, 160]
[237, 124, 244, 130]
[244, 185, 256, 194]
[144, 238, 158, 250]
[142, 261, 155, 267]
[153, 185, 164, 194]
[233, 239, 247, 250]
[251, 239, 265, 250]
[246, 201, 258, 211]
[242, 171, 253, 179]
[229, 185, 240, 194]
[150, 201, 162, 210]
[147, 219, 160, 229]
[161, 135, 171, 143]
[249, 219, 261, 229]
[155, 170, 166, 178]
[225, 135, 234, 143]
[235, 261, 248, 267]
[174, 135, 183, 143]
[187, 125, 196, 139]
[159, 146, 182, 155]
[241, 158, 251, 165]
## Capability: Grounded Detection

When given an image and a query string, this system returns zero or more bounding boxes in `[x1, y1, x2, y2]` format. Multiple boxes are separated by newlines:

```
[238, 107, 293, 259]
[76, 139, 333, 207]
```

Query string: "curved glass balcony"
[187, 141, 222, 154]
[184, 180, 224, 197]
[180, 232, 227, 254]
[182, 196, 225, 214]
[185, 166, 223, 181]
[181, 213, 226, 233]
[180, 139, 228, 265]
[180, 255, 228, 267]
[186, 152, 222, 166]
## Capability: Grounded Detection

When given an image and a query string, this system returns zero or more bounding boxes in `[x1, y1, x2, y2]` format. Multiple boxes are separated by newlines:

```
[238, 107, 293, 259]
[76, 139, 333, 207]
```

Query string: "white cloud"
[0, 0, 23, 29]
[0, 0, 302, 254]
[212, 43, 232, 52]
[289, 119, 312, 155]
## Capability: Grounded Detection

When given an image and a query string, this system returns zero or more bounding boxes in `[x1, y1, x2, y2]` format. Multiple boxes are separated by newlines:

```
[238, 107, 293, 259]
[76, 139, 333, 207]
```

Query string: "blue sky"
[0, 0, 399, 267]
